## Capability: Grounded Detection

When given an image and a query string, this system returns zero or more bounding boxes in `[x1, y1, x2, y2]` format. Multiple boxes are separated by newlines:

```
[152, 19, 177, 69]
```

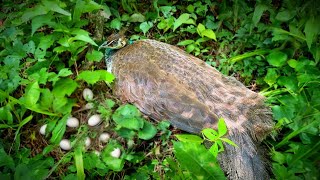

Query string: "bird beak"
[98, 41, 109, 51]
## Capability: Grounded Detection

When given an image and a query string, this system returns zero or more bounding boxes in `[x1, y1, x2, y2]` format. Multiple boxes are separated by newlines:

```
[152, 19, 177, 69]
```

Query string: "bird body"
[102, 39, 273, 179]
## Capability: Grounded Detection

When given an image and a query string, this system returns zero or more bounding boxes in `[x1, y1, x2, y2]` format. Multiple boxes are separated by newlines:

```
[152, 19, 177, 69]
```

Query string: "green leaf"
[175, 134, 203, 144]
[140, 21, 153, 35]
[52, 78, 78, 97]
[197, 23, 206, 36]
[35, 35, 55, 60]
[40, 88, 54, 110]
[77, 70, 115, 84]
[50, 115, 68, 144]
[86, 50, 104, 62]
[112, 104, 144, 130]
[32, 14, 55, 35]
[0, 147, 15, 170]
[173, 13, 192, 31]
[129, 13, 146, 22]
[264, 68, 278, 86]
[287, 59, 298, 69]
[58, 68, 73, 77]
[73, 0, 102, 21]
[252, 4, 268, 26]
[21, 4, 48, 22]
[272, 150, 286, 164]
[275, 10, 295, 22]
[74, 147, 85, 180]
[220, 138, 238, 147]
[70, 29, 98, 46]
[202, 128, 218, 141]
[42, 0, 71, 16]
[304, 17, 320, 49]
[202, 29, 217, 41]
[217, 118, 227, 137]
[110, 18, 122, 30]
[101, 142, 124, 171]
[266, 51, 288, 67]
[24, 81, 41, 106]
[177, 40, 194, 46]
[138, 121, 157, 140]
[173, 141, 226, 179]
[277, 76, 298, 92]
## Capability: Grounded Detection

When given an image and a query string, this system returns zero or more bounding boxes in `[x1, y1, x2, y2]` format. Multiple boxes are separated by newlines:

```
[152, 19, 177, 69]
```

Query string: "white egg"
[60, 139, 72, 150]
[40, 124, 47, 135]
[66, 117, 79, 128]
[110, 148, 121, 158]
[85, 137, 91, 148]
[99, 132, 110, 143]
[83, 88, 93, 101]
[84, 103, 94, 110]
[88, 114, 102, 126]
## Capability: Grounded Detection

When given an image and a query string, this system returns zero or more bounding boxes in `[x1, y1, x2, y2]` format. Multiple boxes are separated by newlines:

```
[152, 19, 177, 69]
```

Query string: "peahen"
[99, 34, 273, 180]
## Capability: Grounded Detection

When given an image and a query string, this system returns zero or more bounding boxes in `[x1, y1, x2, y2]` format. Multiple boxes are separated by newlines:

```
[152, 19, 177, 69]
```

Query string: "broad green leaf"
[187, 5, 194, 13]
[177, 40, 194, 46]
[112, 104, 144, 130]
[140, 21, 153, 35]
[50, 115, 68, 144]
[272, 150, 286, 164]
[202, 128, 218, 141]
[186, 44, 195, 53]
[73, 0, 102, 21]
[175, 134, 203, 143]
[267, 51, 287, 67]
[40, 88, 54, 110]
[31, 13, 56, 35]
[304, 17, 319, 49]
[138, 121, 157, 140]
[0, 106, 13, 125]
[24, 81, 41, 106]
[42, 0, 71, 16]
[202, 29, 217, 41]
[70, 29, 97, 46]
[217, 118, 227, 137]
[252, 4, 268, 26]
[173, 13, 191, 31]
[264, 68, 278, 86]
[277, 76, 298, 92]
[110, 18, 122, 30]
[77, 70, 115, 84]
[0, 147, 15, 170]
[197, 23, 206, 36]
[129, 13, 146, 22]
[21, 4, 48, 22]
[74, 147, 85, 180]
[101, 141, 124, 171]
[52, 78, 78, 97]
[58, 68, 73, 77]
[35, 35, 55, 60]
[173, 141, 226, 179]
[275, 10, 295, 22]
[220, 138, 238, 147]
[86, 50, 104, 62]
[287, 59, 298, 69]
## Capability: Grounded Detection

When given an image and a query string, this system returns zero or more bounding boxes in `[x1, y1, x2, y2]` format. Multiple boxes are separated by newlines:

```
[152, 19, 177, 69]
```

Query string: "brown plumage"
[102, 39, 273, 179]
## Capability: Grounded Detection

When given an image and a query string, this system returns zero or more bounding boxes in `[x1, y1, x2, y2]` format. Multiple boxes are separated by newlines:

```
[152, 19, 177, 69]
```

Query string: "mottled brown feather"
[110, 39, 273, 180]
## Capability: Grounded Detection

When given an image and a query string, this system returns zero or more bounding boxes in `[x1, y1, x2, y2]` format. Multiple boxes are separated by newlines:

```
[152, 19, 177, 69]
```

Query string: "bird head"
[98, 33, 127, 50]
